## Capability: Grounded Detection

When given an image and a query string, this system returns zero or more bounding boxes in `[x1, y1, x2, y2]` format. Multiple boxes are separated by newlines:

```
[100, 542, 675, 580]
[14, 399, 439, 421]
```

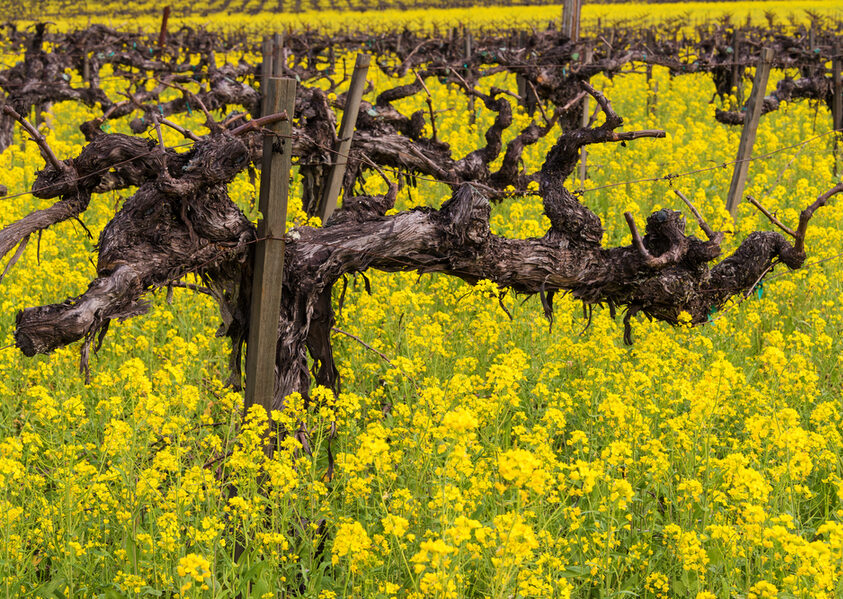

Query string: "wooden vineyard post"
[726, 47, 773, 217]
[516, 70, 527, 110]
[646, 63, 656, 116]
[318, 53, 370, 222]
[466, 30, 476, 124]
[525, 79, 537, 116]
[833, 41, 841, 176]
[513, 31, 537, 117]
[579, 44, 593, 188]
[245, 38, 297, 435]
[578, 99, 589, 188]
[515, 31, 528, 115]
[731, 30, 743, 107]
[808, 26, 815, 58]
[652, 79, 659, 117]
[272, 33, 287, 77]
[158, 6, 170, 49]
[274, 32, 286, 75]
[260, 36, 272, 114]
[562, 0, 582, 42]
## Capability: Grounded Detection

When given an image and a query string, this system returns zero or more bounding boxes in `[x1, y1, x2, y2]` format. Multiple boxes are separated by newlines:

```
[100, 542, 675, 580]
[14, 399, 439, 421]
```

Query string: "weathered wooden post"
[651, 79, 659, 117]
[158, 6, 170, 49]
[466, 29, 477, 124]
[726, 47, 773, 217]
[318, 53, 370, 222]
[645, 63, 654, 116]
[260, 36, 273, 113]
[525, 80, 538, 117]
[516, 71, 527, 108]
[731, 30, 743, 106]
[516, 31, 527, 113]
[833, 40, 842, 177]
[273, 32, 284, 76]
[562, 0, 582, 42]
[245, 38, 297, 433]
[513, 31, 537, 117]
[579, 44, 593, 187]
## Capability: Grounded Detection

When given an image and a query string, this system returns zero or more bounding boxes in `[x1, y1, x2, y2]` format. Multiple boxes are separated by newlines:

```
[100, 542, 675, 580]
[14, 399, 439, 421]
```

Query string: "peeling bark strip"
[2, 82, 839, 411]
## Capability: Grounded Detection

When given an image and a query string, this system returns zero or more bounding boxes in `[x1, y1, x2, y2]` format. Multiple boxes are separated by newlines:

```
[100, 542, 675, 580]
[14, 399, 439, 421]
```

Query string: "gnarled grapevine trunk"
[2, 83, 836, 410]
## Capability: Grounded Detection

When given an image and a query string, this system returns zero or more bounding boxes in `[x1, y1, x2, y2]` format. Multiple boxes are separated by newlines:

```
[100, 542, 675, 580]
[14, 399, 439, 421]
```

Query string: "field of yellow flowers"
[15, 1, 843, 34]
[1, 4, 843, 599]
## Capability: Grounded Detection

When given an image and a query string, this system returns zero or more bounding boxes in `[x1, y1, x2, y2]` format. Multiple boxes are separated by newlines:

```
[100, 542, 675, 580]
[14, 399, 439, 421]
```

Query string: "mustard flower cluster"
[0, 6, 842, 597]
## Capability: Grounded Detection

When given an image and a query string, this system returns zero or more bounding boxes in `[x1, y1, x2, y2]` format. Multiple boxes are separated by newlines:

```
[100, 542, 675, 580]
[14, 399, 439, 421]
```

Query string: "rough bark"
[715, 75, 833, 125]
[3, 83, 836, 410]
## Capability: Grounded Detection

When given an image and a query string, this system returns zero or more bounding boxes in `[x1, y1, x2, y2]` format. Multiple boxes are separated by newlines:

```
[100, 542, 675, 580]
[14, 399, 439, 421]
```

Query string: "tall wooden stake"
[516, 71, 527, 108]
[726, 47, 773, 217]
[731, 30, 743, 106]
[645, 64, 654, 116]
[318, 53, 370, 222]
[466, 31, 476, 124]
[562, 0, 582, 42]
[245, 39, 297, 428]
[833, 41, 841, 177]
[158, 6, 170, 49]
[516, 31, 527, 112]
[260, 36, 273, 114]
[579, 44, 593, 187]
[273, 32, 284, 76]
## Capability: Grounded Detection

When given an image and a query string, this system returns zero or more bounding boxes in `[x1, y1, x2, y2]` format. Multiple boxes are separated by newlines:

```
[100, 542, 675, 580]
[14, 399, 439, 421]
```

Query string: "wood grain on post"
[731, 30, 743, 106]
[158, 6, 170, 49]
[562, 0, 581, 42]
[273, 32, 284, 77]
[245, 51, 297, 422]
[833, 41, 841, 176]
[466, 31, 476, 123]
[515, 31, 527, 112]
[516, 72, 527, 108]
[833, 41, 842, 128]
[318, 53, 370, 222]
[579, 44, 593, 187]
[726, 47, 774, 217]
[260, 37, 273, 115]
[645, 64, 654, 116]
